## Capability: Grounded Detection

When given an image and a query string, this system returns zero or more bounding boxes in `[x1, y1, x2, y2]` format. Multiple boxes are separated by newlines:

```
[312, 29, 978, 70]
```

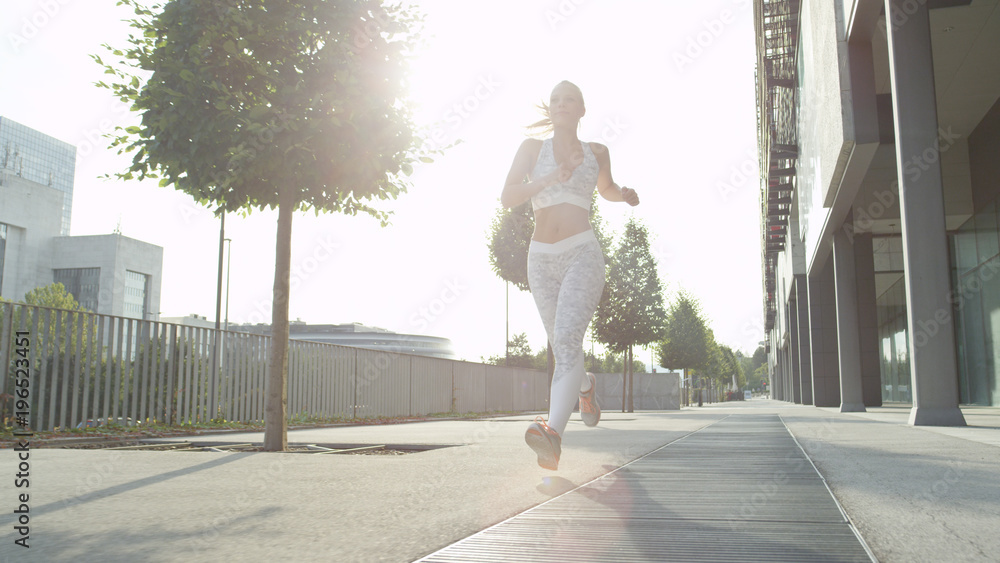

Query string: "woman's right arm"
[501, 139, 555, 208]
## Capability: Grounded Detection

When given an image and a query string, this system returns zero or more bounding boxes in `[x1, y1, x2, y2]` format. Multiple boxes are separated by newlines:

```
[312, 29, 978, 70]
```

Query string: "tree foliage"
[21, 283, 86, 311]
[656, 289, 711, 373]
[96, 0, 428, 450]
[481, 332, 543, 369]
[593, 217, 666, 353]
[487, 203, 534, 291]
[745, 345, 768, 390]
[97, 0, 428, 221]
[3, 288, 98, 422]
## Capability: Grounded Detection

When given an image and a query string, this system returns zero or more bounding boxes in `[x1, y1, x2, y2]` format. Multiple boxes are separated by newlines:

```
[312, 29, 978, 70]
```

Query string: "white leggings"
[527, 229, 605, 435]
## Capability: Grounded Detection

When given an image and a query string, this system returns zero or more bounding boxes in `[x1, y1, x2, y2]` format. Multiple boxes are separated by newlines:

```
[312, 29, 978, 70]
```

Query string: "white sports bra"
[529, 138, 598, 211]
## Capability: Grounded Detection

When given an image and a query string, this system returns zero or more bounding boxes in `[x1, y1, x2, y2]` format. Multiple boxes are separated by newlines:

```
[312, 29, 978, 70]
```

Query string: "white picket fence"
[0, 303, 549, 431]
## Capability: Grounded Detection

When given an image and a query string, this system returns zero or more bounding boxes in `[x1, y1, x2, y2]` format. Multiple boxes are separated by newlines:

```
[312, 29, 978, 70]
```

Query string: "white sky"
[1, 0, 764, 366]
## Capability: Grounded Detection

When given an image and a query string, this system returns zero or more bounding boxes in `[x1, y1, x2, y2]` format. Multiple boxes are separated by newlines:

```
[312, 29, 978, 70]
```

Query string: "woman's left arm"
[592, 142, 639, 206]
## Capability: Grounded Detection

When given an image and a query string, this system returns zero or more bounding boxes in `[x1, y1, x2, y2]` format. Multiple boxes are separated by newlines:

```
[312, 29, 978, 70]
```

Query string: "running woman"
[500, 80, 640, 470]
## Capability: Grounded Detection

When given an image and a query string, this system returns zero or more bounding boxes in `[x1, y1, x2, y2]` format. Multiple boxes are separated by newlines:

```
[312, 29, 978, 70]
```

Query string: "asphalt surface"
[2, 399, 998, 562]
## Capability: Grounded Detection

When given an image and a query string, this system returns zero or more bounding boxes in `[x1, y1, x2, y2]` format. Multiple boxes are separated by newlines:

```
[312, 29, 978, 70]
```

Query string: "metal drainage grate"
[56, 440, 458, 455]
[418, 414, 875, 562]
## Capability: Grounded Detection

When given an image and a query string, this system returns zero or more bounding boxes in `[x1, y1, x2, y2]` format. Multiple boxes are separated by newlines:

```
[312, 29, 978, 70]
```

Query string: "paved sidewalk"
[1, 400, 998, 562]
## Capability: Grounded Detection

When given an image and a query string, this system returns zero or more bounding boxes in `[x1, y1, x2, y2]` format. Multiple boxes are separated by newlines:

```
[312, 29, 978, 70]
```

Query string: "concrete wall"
[52, 234, 163, 319]
[593, 372, 681, 411]
[0, 173, 63, 300]
[809, 258, 842, 407]
[0, 174, 162, 319]
[798, 0, 855, 263]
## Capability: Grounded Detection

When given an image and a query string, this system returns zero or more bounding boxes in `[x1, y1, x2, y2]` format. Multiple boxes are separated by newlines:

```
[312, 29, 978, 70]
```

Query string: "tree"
[593, 217, 666, 412]
[728, 347, 747, 390]
[481, 332, 544, 369]
[2, 283, 94, 358]
[487, 203, 533, 292]
[3, 284, 100, 424]
[714, 343, 745, 399]
[741, 345, 767, 393]
[486, 202, 533, 366]
[744, 345, 768, 392]
[22, 283, 86, 311]
[657, 289, 711, 406]
[98, 0, 428, 450]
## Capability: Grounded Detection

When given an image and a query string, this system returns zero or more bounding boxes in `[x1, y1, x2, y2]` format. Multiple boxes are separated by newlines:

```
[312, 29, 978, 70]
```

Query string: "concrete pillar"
[786, 342, 794, 403]
[853, 233, 883, 406]
[781, 344, 789, 402]
[771, 348, 783, 401]
[788, 298, 802, 403]
[777, 344, 785, 401]
[884, 0, 966, 426]
[795, 275, 814, 405]
[808, 259, 842, 407]
[833, 228, 866, 412]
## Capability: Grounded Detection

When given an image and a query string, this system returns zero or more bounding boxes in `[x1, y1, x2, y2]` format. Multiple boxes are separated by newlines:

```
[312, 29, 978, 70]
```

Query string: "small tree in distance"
[657, 289, 711, 406]
[593, 217, 667, 412]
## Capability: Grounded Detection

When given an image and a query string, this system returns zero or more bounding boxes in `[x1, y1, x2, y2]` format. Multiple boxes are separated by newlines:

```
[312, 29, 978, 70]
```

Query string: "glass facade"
[876, 273, 912, 403]
[0, 116, 76, 235]
[873, 202, 1000, 407]
[950, 200, 1000, 406]
[123, 270, 149, 319]
[53, 268, 101, 312]
[874, 235, 911, 403]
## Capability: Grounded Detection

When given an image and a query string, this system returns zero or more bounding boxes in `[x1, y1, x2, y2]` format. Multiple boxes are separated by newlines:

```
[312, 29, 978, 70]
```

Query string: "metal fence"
[0, 302, 549, 431]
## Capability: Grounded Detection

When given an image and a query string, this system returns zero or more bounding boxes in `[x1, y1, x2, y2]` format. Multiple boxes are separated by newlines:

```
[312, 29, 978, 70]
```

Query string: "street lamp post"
[211, 211, 225, 420]
[224, 238, 232, 331]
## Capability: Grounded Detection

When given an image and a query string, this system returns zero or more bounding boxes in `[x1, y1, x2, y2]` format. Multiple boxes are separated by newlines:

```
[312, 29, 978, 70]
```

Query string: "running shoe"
[579, 372, 600, 427]
[525, 416, 561, 470]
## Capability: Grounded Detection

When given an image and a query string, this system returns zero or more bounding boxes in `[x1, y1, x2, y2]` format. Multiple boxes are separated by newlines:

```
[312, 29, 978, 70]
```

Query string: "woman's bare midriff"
[532, 203, 592, 243]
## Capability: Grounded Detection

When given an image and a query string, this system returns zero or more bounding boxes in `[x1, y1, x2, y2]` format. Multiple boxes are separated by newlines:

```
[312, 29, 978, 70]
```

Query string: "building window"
[124, 270, 149, 319]
[950, 200, 1000, 406]
[53, 268, 100, 312]
[0, 223, 7, 295]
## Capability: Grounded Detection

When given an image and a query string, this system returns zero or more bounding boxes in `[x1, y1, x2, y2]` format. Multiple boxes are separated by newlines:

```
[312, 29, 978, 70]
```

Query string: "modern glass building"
[754, 0, 1000, 419]
[0, 116, 75, 235]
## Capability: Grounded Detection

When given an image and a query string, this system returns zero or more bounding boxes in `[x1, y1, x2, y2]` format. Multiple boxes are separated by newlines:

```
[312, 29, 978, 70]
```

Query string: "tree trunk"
[627, 345, 634, 413]
[621, 354, 627, 412]
[682, 367, 687, 407]
[263, 191, 294, 451]
[697, 371, 703, 407]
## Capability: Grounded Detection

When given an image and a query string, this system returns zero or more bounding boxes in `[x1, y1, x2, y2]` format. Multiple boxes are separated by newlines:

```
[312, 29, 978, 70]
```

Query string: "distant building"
[159, 314, 217, 329]
[0, 116, 163, 319]
[228, 321, 457, 359]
